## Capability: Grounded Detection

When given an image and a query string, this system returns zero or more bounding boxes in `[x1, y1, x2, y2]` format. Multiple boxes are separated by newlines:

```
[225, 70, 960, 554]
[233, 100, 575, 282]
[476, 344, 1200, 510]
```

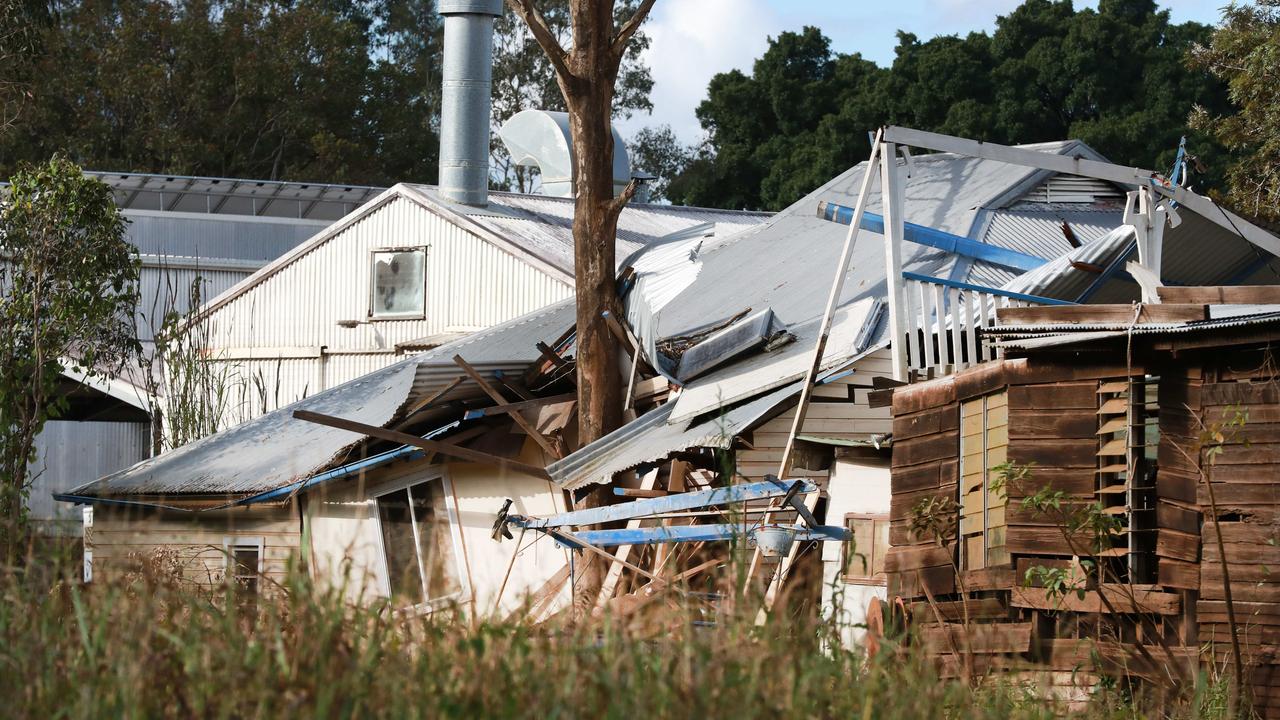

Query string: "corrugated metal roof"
[979, 203, 1124, 260]
[668, 298, 880, 424]
[67, 300, 574, 498]
[999, 226, 1135, 302]
[545, 141, 1109, 488]
[987, 307, 1280, 350]
[86, 171, 384, 221]
[409, 185, 769, 276]
[548, 383, 799, 491]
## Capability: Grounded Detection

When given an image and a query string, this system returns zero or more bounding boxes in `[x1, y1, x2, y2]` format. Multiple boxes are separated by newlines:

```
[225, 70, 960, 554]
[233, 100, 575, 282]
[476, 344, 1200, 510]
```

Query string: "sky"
[615, 0, 1228, 146]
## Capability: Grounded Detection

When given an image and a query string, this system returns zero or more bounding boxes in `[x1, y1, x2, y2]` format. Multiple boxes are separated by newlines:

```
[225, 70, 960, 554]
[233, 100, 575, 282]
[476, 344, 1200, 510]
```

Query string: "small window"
[370, 248, 426, 318]
[843, 514, 889, 584]
[223, 538, 263, 594]
[376, 478, 461, 605]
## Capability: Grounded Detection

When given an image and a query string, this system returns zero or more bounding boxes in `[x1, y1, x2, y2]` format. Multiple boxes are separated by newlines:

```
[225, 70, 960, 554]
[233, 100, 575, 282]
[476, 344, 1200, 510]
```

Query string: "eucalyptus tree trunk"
[506, 0, 656, 612]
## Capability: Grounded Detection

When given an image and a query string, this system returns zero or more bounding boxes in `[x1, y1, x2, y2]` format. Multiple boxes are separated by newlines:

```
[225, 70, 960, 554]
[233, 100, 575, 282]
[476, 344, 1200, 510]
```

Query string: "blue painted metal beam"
[817, 201, 1047, 272]
[511, 478, 817, 529]
[901, 271, 1076, 306]
[558, 523, 851, 548]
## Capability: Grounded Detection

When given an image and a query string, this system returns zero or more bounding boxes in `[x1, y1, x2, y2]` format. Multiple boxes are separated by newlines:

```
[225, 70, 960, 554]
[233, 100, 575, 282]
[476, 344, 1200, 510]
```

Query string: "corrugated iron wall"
[28, 420, 151, 527]
[200, 195, 572, 420]
[124, 210, 326, 261]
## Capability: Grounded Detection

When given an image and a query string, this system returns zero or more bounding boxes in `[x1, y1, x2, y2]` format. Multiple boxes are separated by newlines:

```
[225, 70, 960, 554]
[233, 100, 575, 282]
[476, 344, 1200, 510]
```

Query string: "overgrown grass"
[0, 547, 1238, 719]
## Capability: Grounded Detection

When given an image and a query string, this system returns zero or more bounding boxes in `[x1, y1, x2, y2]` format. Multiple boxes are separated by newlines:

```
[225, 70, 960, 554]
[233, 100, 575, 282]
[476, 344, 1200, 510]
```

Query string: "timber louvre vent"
[959, 390, 1009, 570]
[1096, 376, 1158, 583]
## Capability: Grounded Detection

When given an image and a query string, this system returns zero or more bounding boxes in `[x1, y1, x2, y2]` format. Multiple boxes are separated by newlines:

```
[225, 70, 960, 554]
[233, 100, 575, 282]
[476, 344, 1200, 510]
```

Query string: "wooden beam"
[453, 355, 561, 459]
[613, 487, 669, 498]
[536, 341, 569, 369]
[292, 410, 551, 479]
[463, 392, 576, 419]
[394, 374, 466, 427]
[1157, 285, 1280, 305]
[995, 304, 1208, 326]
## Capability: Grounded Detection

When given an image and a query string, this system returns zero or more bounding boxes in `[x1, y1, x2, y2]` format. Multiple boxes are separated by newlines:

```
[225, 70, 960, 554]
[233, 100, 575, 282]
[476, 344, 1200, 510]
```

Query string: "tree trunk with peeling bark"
[506, 0, 656, 615]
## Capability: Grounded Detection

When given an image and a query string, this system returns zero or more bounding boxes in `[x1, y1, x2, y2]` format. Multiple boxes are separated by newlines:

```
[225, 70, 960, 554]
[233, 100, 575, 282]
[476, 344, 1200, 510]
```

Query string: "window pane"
[378, 489, 424, 603]
[845, 518, 874, 580]
[872, 520, 890, 578]
[232, 547, 259, 595]
[411, 480, 461, 599]
[372, 250, 425, 317]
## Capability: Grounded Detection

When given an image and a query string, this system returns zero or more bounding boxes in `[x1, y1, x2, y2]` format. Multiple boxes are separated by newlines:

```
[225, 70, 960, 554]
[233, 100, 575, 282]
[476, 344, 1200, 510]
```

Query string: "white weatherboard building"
[191, 182, 768, 424]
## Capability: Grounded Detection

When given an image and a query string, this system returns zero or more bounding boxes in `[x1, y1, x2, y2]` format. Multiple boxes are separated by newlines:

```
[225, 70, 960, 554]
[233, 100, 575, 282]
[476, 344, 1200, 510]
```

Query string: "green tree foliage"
[0, 0, 51, 131]
[0, 157, 139, 557]
[490, 0, 653, 192]
[626, 124, 692, 203]
[1189, 1, 1280, 221]
[0, 0, 443, 185]
[671, 0, 1232, 211]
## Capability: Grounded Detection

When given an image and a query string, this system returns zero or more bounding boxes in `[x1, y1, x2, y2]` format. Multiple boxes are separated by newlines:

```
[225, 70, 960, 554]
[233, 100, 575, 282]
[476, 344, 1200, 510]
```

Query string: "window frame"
[842, 513, 889, 585]
[222, 536, 265, 592]
[368, 246, 428, 321]
[369, 469, 469, 611]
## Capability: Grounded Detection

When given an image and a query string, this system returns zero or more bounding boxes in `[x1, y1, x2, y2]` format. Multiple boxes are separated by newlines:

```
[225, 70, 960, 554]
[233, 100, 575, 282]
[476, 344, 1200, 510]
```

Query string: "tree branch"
[606, 178, 639, 218]
[505, 0, 573, 84]
[612, 0, 656, 63]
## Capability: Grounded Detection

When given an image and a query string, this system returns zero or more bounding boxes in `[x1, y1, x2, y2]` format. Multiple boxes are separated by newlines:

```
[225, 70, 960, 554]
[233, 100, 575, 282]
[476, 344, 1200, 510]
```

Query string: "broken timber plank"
[1158, 285, 1280, 305]
[592, 468, 659, 612]
[996, 304, 1208, 326]
[292, 410, 551, 479]
[393, 374, 466, 429]
[454, 355, 561, 459]
[462, 393, 576, 419]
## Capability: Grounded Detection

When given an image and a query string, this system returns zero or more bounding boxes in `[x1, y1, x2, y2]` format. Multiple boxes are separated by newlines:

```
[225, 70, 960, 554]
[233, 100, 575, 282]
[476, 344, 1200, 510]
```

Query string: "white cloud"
[617, 0, 779, 145]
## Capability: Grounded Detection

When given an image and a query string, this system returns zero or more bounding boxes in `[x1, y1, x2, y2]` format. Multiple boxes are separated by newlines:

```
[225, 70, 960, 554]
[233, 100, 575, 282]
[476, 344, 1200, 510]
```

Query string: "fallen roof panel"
[547, 382, 799, 491]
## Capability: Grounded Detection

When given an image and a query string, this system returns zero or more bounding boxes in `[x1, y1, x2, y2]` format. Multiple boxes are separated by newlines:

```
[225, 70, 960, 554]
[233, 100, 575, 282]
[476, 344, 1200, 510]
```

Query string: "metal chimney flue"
[439, 0, 502, 206]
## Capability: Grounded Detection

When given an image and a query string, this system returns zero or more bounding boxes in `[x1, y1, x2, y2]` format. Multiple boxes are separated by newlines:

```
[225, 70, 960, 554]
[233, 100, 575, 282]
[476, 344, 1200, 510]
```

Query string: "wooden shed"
[885, 295, 1280, 712]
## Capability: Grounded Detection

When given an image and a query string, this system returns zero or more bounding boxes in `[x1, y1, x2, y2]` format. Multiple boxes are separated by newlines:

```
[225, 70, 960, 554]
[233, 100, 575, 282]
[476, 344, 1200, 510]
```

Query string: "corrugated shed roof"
[86, 171, 384, 221]
[67, 300, 575, 498]
[409, 184, 770, 276]
[196, 184, 769, 319]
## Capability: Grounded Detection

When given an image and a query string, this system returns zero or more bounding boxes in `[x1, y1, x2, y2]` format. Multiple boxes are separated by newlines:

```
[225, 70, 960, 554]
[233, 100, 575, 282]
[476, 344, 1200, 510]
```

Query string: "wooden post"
[880, 141, 909, 381]
[747, 135, 883, 587]
[775, 132, 883, 479]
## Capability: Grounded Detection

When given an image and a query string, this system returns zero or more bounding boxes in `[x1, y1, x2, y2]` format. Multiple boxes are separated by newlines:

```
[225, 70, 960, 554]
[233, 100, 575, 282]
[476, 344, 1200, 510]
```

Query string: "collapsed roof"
[60, 130, 1280, 504]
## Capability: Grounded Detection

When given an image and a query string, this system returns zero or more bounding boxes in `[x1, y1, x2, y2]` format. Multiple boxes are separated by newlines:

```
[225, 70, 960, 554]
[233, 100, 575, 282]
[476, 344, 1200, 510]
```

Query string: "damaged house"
[57, 125, 1280, 636]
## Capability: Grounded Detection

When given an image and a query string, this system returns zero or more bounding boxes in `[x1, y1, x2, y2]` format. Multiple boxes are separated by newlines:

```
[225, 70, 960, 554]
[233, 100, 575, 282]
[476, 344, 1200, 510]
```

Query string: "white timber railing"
[899, 271, 1074, 376]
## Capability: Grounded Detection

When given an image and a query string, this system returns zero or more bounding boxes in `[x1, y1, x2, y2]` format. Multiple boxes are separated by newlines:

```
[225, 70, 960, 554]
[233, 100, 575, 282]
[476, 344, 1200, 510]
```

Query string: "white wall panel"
[204, 195, 570, 352]
[197, 195, 572, 425]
